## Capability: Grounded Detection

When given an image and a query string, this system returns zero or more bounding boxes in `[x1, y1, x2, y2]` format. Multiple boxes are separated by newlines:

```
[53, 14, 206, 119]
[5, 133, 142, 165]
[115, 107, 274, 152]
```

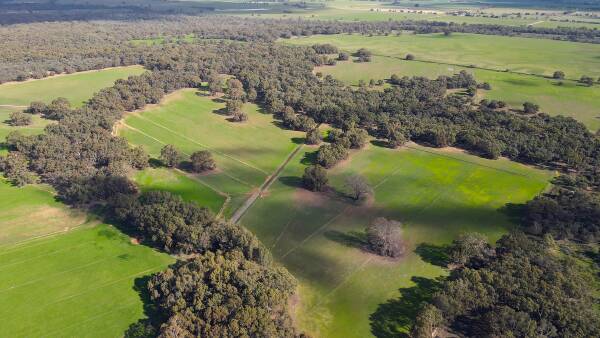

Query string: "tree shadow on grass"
[414, 243, 449, 268]
[370, 276, 443, 338]
[123, 274, 168, 337]
[324, 230, 367, 250]
[278, 176, 303, 188]
[300, 150, 318, 165]
[499, 202, 527, 225]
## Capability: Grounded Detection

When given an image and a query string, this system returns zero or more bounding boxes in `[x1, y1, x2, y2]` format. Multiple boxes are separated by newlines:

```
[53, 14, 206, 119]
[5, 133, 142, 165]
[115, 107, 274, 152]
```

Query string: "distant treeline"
[3, 16, 600, 83]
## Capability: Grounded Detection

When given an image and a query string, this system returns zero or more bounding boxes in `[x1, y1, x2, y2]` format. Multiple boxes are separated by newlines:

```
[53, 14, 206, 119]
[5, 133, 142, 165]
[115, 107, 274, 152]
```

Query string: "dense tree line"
[412, 232, 600, 337]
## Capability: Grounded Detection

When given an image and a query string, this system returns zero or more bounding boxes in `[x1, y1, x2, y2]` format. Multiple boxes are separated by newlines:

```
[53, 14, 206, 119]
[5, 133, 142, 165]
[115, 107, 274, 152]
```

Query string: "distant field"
[119, 89, 303, 215]
[0, 66, 146, 107]
[241, 143, 553, 337]
[0, 177, 87, 245]
[283, 34, 600, 131]
[134, 167, 226, 214]
[284, 33, 600, 79]
[0, 224, 174, 337]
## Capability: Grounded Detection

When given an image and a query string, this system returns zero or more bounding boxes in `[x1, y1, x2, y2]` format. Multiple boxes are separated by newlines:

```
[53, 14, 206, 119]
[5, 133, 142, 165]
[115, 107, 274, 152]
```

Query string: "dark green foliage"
[57, 175, 138, 205]
[124, 320, 157, 338]
[226, 78, 245, 101]
[43, 97, 72, 120]
[129, 146, 149, 170]
[580, 75, 595, 86]
[160, 145, 182, 168]
[522, 189, 600, 243]
[366, 218, 405, 258]
[316, 143, 348, 168]
[231, 110, 248, 122]
[190, 150, 216, 173]
[226, 99, 242, 115]
[8, 111, 31, 126]
[337, 52, 350, 61]
[523, 101, 540, 114]
[147, 251, 296, 338]
[302, 165, 328, 192]
[0, 152, 37, 186]
[405, 53, 415, 60]
[312, 43, 338, 54]
[553, 70, 565, 79]
[447, 232, 493, 266]
[25, 101, 47, 114]
[305, 128, 322, 145]
[414, 232, 600, 337]
[355, 48, 372, 62]
[345, 127, 368, 149]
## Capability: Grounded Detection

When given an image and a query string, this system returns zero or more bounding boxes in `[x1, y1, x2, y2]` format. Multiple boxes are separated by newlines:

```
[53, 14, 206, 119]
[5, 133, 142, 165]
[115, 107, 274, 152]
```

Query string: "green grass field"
[0, 177, 88, 245]
[119, 89, 303, 216]
[133, 167, 227, 214]
[0, 224, 174, 337]
[0, 66, 146, 107]
[283, 34, 600, 131]
[241, 143, 553, 337]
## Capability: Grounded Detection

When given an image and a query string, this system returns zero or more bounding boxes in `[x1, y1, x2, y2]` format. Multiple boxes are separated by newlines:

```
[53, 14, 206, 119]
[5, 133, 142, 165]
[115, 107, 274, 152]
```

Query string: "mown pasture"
[283, 33, 600, 131]
[119, 89, 303, 216]
[0, 65, 146, 107]
[0, 224, 174, 337]
[241, 143, 553, 337]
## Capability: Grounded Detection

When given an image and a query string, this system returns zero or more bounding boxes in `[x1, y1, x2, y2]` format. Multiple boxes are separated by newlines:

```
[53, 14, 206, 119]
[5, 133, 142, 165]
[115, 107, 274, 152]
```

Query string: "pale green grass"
[0, 107, 51, 141]
[284, 34, 600, 131]
[241, 143, 553, 337]
[0, 177, 88, 246]
[133, 167, 226, 214]
[0, 66, 146, 107]
[120, 89, 303, 215]
[0, 224, 174, 338]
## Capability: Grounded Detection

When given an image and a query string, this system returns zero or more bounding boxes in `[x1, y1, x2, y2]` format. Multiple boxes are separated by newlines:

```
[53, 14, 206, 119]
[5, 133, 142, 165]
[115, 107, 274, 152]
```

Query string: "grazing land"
[283, 33, 600, 131]
[0, 66, 146, 107]
[119, 89, 303, 215]
[0, 177, 88, 245]
[134, 167, 227, 214]
[0, 224, 174, 338]
[241, 142, 553, 337]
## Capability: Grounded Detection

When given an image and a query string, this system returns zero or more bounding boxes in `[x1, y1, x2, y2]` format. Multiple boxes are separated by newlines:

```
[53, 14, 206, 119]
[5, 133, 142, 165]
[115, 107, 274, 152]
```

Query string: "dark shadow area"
[271, 120, 288, 130]
[213, 107, 230, 116]
[148, 158, 162, 168]
[291, 137, 305, 145]
[123, 274, 168, 337]
[211, 97, 226, 104]
[370, 139, 390, 148]
[415, 243, 449, 267]
[370, 276, 443, 338]
[278, 175, 303, 188]
[324, 230, 367, 250]
[300, 150, 318, 165]
[499, 202, 527, 225]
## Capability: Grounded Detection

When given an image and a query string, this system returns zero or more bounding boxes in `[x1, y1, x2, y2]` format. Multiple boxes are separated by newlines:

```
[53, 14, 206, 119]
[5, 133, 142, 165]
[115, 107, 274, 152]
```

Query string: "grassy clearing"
[119, 89, 303, 216]
[0, 66, 146, 107]
[0, 107, 51, 141]
[241, 143, 553, 337]
[133, 167, 226, 214]
[0, 177, 89, 246]
[284, 33, 600, 79]
[283, 34, 600, 131]
[0, 224, 174, 338]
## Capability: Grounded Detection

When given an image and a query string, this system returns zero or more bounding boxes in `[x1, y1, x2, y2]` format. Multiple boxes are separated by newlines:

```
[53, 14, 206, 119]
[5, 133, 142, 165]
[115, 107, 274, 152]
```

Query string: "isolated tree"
[306, 128, 322, 145]
[579, 75, 594, 86]
[8, 111, 31, 126]
[231, 110, 248, 122]
[129, 146, 149, 169]
[226, 78, 245, 101]
[553, 70, 565, 79]
[226, 99, 242, 115]
[1, 152, 37, 186]
[356, 48, 372, 62]
[405, 53, 415, 60]
[523, 101, 539, 114]
[345, 174, 373, 202]
[302, 165, 328, 192]
[190, 150, 216, 172]
[448, 232, 493, 265]
[366, 217, 404, 257]
[160, 144, 182, 168]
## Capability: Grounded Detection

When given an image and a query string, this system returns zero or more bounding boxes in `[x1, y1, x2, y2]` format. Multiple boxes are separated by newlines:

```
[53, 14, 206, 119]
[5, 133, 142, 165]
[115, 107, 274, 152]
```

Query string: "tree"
[355, 48, 372, 62]
[366, 217, 404, 257]
[346, 127, 368, 149]
[337, 52, 350, 61]
[553, 70, 565, 79]
[207, 73, 222, 95]
[190, 150, 216, 172]
[160, 144, 182, 168]
[44, 97, 71, 120]
[447, 232, 493, 265]
[579, 75, 594, 86]
[226, 99, 242, 115]
[1, 152, 37, 186]
[226, 78, 245, 101]
[345, 174, 373, 202]
[25, 101, 47, 114]
[411, 304, 443, 338]
[406, 53, 415, 60]
[523, 101, 539, 114]
[129, 146, 149, 169]
[231, 110, 248, 122]
[305, 128, 322, 145]
[302, 165, 328, 192]
[8, 111, 31, 126]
